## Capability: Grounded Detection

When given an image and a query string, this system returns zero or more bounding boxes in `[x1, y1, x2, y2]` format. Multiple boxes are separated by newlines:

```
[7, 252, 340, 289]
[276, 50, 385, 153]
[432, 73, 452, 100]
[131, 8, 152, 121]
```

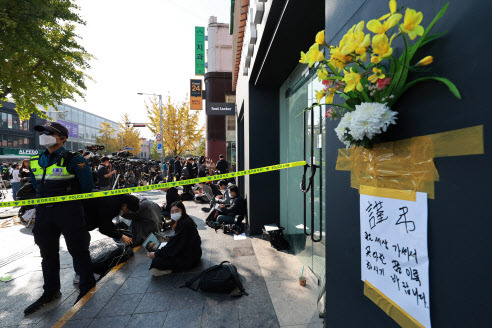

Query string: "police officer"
[24, 122, 96, 315]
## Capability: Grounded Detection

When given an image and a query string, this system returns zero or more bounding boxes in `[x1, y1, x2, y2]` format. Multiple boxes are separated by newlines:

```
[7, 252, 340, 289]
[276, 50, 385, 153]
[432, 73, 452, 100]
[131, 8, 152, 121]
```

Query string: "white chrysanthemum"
[334, 102, 398, 145]
[335, 112, 353, 143]
[350, 105, 382, 140]
[379, 108, 398, 132]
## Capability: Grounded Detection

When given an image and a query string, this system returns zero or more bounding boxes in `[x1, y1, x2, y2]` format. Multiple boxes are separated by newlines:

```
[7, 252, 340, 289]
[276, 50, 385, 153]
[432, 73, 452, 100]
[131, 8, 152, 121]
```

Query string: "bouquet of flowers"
[299, 1, 459, 148]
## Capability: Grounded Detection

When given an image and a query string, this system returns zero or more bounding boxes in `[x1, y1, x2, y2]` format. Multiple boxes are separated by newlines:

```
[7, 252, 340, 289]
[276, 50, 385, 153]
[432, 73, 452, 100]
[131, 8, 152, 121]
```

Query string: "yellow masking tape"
[0, 161, 306, 208]
[364, 280, 425, 328]
[360, 185, 416, 202]
[336, 125, 485, 199]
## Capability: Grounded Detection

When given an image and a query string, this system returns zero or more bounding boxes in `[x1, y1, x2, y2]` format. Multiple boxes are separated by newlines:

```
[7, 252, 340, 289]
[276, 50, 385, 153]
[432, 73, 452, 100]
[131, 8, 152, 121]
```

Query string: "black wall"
[245, 84, 280, 234]
[324, 1, 492, 327]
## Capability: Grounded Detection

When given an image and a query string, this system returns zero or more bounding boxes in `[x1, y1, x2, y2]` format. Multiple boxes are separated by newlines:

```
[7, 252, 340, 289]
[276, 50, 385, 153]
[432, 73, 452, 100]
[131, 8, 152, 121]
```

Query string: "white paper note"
[360, 191, 430, 327]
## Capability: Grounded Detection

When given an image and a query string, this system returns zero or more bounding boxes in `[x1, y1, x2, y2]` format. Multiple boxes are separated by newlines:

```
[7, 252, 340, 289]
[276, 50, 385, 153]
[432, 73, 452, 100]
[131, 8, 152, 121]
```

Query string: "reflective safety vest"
[30, 152, 80, 198]
[1, 166, 8, 174]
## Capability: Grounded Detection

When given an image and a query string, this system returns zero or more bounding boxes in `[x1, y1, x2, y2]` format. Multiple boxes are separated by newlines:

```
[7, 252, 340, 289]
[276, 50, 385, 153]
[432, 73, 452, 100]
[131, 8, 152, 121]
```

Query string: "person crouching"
[146, 201, 202, 276]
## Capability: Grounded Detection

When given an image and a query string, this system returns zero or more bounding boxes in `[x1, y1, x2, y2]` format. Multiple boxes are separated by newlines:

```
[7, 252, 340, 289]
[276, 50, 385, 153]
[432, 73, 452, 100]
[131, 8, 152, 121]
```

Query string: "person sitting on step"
[147, 201, 202, 276]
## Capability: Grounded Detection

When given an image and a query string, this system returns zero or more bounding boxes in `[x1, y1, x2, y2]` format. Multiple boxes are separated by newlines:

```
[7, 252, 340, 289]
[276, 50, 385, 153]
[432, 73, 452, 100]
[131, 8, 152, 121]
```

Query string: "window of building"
[79, 125, 85, 139]
[1, 136, 6, 147]
[7, 114, 12, 129]
[12, 114, 19, 130]
[1, 113, 7, 128]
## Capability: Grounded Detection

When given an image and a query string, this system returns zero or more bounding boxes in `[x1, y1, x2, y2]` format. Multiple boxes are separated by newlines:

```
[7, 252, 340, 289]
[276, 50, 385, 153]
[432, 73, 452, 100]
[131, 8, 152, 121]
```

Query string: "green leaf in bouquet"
[409, 2, 449, 60]
[398, 77, 461, 99]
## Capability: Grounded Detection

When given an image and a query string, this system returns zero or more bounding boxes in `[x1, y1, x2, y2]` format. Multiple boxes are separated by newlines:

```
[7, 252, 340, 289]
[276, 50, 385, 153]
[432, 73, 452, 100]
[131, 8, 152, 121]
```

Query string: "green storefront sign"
[1, 148, 40, 156]
[195, 26, 205, 76]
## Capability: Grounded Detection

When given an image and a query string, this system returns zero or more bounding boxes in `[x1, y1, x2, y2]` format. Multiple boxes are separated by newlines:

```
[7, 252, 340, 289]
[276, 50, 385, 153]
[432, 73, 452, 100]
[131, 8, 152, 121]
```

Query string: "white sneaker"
[150, 268, 173, 276]
[73, 274, 80, 284]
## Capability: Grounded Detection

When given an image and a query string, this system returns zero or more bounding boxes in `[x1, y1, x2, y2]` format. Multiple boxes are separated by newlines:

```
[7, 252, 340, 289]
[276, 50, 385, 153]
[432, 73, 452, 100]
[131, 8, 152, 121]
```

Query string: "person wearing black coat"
[147, 201, 202, 275]
[173, 156, 182, 180]
[215, 154, 229, 174]
[217, 185, 246, 224]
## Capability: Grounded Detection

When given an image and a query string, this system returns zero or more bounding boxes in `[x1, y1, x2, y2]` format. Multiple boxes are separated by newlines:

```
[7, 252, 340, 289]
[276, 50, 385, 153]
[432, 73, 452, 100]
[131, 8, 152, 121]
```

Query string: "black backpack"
[181, 261, 248, 297]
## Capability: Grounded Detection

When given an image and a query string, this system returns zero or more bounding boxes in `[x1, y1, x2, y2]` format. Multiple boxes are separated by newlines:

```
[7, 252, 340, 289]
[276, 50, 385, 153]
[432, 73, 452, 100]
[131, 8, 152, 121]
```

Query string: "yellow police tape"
[0, 161, 306, 208]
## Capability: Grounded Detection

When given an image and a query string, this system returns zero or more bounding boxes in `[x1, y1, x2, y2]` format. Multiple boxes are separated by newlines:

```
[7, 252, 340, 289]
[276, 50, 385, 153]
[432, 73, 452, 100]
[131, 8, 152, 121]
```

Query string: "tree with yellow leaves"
[117, 113, 142, 155]
[95, 122, 119, 154]
[145, 96, 204, 156]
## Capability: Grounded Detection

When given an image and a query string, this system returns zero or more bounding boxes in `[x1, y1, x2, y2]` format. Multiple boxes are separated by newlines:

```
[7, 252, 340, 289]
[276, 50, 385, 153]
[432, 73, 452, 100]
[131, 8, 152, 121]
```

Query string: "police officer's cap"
[34, 122, 69, 138]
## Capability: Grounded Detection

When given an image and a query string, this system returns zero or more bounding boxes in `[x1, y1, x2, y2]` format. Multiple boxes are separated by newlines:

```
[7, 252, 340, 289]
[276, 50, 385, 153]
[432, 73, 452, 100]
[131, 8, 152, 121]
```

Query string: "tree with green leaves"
[0, 0, 92, 119]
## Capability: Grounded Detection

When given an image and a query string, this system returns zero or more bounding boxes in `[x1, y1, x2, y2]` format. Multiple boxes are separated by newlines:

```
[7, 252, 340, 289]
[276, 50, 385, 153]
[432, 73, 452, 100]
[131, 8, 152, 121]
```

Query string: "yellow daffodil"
[305, 43, 325, 68]
[329, 46, 351, 71]
[400, 8, 424, 40]
[315, 30, 326, 45]
[317, 66, 329, 81]
[340, 21, 371, 58]
[367, 14, 402, 35]
[342, 68, 363, 92]
[371, 34, 393, 64]
[416, 56, 433, 66]
[368, 67, 386, 83]
[378, 0, 398, 20]
[299, 51, 307, 64]
[316, 90, 326, 103]
[325, 90, 335, 104]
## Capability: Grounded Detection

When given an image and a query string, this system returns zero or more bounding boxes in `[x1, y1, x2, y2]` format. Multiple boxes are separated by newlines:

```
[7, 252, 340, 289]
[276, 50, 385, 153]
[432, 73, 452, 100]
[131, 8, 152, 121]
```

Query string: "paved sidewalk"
[0, 190, 323, 328]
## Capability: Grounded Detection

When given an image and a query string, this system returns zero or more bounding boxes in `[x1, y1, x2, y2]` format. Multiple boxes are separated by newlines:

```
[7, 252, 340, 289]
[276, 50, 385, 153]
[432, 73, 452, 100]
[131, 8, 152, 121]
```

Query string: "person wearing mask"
[25, 122, 95, 315]
[121, 198, 163, 245]
[147, 201, 202, 276]
[75, 194, 139, 284]
[10, 164, 21, 201]
[162, 187, 179, 218]
[217, 185, 246, 224]
[173, 156, 182, 180]
[215, 154, 229, 174]
[97, 157, 117, 191]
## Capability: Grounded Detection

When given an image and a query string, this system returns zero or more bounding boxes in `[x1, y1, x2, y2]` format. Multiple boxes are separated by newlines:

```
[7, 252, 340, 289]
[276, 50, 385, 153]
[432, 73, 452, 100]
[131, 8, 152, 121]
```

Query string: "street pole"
[159, 94, 164, 163]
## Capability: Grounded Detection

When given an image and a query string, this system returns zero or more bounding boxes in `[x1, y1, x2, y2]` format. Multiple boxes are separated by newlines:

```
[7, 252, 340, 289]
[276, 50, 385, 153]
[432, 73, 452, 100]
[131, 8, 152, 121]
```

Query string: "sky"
[66, 0, 231, 139]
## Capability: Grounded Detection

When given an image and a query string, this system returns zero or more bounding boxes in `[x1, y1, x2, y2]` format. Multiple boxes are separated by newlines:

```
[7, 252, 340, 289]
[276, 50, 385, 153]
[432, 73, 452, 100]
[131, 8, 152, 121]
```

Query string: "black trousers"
[33, 202, 96, 295]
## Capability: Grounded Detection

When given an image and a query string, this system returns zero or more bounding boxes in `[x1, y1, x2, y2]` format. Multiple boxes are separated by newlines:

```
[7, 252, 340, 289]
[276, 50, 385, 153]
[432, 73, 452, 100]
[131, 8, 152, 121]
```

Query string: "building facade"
[232, 0, 491, 326]
[0, 101, 118, 161]
[139, 138, 155, 160]
[204, 16, 236, 163]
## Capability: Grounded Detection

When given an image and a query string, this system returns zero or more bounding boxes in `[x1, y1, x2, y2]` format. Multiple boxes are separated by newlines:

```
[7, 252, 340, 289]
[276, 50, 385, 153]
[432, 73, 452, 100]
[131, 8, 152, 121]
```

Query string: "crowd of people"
[6, 121, 245, 316]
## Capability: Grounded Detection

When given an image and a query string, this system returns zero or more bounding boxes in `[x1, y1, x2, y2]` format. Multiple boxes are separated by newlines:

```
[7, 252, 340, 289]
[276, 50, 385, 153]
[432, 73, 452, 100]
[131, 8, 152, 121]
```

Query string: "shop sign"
[2, 148, 40, 156]
[206, 102, 236, 116]
[195, 27, 205, 76]
[190, 79, 203, 110]
[57, 119, 79, 138]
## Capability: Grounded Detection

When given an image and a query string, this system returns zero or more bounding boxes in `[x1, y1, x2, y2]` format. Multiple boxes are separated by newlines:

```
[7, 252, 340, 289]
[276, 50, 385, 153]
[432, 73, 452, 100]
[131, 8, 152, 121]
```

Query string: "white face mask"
[39, 134, 57, 147]
[171, 213, 182, 221]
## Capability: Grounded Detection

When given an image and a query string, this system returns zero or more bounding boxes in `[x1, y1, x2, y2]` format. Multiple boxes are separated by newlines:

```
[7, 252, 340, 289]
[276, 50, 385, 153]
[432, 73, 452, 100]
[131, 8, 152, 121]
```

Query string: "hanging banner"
[360, 186, 430, 327]
[190, 79, 203, 110]
[195, 26, 205, 75]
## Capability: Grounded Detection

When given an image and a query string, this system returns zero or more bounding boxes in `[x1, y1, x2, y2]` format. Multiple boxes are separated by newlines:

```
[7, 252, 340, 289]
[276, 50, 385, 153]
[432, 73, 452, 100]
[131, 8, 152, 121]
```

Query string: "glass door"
[279, 65, 325, 279]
